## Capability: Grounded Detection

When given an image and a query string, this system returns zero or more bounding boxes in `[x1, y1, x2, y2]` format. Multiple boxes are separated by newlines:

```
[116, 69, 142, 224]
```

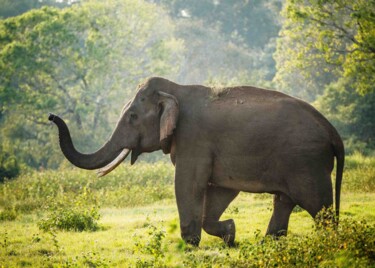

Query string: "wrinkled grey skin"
[49, 77, 344, 246]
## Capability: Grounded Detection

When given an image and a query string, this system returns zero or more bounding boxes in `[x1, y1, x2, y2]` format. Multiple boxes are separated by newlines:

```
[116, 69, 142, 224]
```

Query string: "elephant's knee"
[202, 218, 229, 233]
[202, 218, 236, 246]
[202, 219, 214, 234]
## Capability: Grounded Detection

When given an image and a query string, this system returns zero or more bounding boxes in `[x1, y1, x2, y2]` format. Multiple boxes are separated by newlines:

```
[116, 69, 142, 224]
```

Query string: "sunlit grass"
[1, 192, 374, 267]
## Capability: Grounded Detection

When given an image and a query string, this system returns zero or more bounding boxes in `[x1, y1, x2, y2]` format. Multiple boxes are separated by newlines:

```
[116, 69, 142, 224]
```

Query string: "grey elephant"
[49, 77, 344, 246]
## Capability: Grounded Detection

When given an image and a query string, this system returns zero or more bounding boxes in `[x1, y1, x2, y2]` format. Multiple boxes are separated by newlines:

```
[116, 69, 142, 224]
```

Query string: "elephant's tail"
[332, 134, 345, 222]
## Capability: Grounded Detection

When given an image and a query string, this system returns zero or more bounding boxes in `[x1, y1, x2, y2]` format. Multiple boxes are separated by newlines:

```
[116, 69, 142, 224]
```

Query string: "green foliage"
[0, 207, 17, 221]
[235, 218, 375, 267]
[275, 0, 375, 97]
[38, 185, 101, 232]
[0, 0, 69, 19]
[315, 78, 375, 152]
[167, 1, 280, 86]
[80, 251, 110, 268]
[38, 205, 100, 232]
[134, 223, 166, 267]
[160, 0, 282, 50]
[0, 149, 19, 182]
[130, 216, 375, 267]
[342, 152, 375, 192]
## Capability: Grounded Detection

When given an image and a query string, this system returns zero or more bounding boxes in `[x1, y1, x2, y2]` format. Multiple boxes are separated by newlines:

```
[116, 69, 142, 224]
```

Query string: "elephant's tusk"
[96, 149, 131, 177]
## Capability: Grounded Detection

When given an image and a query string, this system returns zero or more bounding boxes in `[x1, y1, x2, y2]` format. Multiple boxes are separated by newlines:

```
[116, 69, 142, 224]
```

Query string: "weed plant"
[0, 207, 17, 221]
[133, 222, 167, 267]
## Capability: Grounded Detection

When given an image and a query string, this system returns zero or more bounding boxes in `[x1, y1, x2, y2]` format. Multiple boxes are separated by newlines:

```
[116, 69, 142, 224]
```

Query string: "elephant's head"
[49, 77, 179, 176]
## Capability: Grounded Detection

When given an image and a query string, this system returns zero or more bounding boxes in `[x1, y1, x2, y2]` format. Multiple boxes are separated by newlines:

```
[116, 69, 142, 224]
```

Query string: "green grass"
[343, 152, 375, 192]
[0, 155, 374, 267]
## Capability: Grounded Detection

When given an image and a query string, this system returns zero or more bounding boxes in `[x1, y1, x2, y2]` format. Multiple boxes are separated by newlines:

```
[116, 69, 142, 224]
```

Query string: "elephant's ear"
[158, 91, 179, 154]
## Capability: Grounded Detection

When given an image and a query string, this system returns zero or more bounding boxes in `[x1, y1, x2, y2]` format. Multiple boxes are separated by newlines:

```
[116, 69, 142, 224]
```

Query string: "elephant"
[48, 77, 344, 246]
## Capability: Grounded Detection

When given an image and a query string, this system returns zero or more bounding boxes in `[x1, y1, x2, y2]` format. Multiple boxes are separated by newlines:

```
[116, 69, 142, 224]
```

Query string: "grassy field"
[0, 154, 374, 267]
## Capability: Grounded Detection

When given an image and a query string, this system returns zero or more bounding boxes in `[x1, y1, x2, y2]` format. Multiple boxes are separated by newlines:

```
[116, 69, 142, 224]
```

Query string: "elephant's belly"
[211, 156, 282, 193]
[209, 176, 268, 193]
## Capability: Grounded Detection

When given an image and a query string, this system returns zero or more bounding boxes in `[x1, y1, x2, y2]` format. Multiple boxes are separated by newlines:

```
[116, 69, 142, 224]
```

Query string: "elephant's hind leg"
[202, 186, 239, 246]
[266, 193, 296, 237]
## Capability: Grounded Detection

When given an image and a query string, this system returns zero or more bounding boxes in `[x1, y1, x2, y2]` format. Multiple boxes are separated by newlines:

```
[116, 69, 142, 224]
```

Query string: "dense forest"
[0, 0, 374, 178]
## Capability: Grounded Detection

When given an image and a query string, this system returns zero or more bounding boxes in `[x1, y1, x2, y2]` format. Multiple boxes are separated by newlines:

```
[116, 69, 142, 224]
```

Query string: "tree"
[171, 19, 271, 88]
[0, 147, 19, 182]
[315, 78, 375, 152]
[156, 0, 282, 49]
[274, 0, 375, 98]
[0, 0, 183, 169]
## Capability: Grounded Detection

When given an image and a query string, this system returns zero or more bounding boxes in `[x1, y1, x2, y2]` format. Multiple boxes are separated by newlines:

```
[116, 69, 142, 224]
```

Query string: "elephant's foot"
[222, 219, 236, 247]
[182, 235, 201, 247]
[181, 220, 201, 246]
[266, 193, 295, 237]
[203, 219, 236, 247]
[265, 229, 287, 238]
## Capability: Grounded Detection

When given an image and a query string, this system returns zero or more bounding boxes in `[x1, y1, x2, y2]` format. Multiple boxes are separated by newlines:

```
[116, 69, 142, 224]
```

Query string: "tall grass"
[343, 152, 375, 192]
[0, 162, 174, 214]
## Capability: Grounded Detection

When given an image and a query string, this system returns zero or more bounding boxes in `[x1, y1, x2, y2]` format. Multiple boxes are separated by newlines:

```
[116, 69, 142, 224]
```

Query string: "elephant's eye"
[130, 113, 138, 121]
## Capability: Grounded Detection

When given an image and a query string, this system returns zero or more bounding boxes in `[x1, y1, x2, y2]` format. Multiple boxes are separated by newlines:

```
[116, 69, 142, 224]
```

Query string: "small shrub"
[81, 251, 110, 268]
[38, 206, 100, 232]
[0, 152, 20, 182]
[38, 191, 101, 232]
[0, 208, 17, 221]
[134, 223, 166, 267]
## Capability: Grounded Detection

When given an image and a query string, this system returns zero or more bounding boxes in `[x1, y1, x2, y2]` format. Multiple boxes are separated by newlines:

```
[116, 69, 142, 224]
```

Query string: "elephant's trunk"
[49, 113, 123, 170]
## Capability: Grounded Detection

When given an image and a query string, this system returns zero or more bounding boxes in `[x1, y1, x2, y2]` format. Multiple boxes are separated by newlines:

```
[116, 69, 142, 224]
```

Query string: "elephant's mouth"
[96, 148, 131, 177]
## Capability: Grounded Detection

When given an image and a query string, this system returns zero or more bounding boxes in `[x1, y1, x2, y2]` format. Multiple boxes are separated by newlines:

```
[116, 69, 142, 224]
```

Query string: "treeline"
[0, 0, 374, 176]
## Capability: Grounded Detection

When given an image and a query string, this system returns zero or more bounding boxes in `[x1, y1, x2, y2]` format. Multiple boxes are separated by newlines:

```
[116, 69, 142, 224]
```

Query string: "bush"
[38, 189, 101, 232]
[133, 223, 166, 267]
[0, 152, 20, 182]
[235, 217, 375, 267]
[0, 208, 17, 221]
[38, 206, 100, 232]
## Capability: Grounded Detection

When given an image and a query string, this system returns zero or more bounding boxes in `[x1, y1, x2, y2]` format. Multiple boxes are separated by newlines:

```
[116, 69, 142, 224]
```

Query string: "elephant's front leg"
[175, 159, 212, 246]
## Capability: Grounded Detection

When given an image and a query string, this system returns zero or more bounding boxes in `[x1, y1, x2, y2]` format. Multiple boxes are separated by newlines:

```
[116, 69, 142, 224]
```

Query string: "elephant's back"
[201, 86, 334, 154]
